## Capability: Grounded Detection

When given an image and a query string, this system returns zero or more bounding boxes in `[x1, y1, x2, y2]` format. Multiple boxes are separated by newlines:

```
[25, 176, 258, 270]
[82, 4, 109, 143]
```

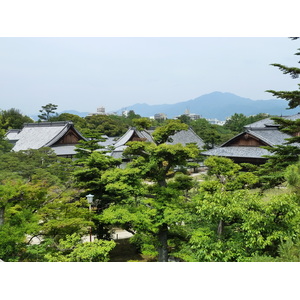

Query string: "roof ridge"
[23, 121, 72, 128]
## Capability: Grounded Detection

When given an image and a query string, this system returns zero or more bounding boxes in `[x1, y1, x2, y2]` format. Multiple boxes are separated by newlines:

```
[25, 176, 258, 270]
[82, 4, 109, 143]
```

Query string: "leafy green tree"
[44, 233, 116, 262]
[74, 129, 108, 162]
[178, 189, 300, 262]
[204, 156, 258, 191]
[0, 174, 95, 261]
[0, 108, 33, 129]
[132, 117, 153, 130]
[99, 120, 200, 261]
[50, 112, 88, 131]
[177, 114, 192, 125]
[0, 128, 12, 154]
[256, 144, 300, 189]
[73, 150, 122, 240]
[126, 110, 141, 120]
[190, 118, 231, 149]
[84, 114, 126, 137]
[0, 148, 98, 262]
[223, 113, 248, 132]
[0, 148, 75, 184]
[224, 113, 269, 133]
[38, 103, 58, 121]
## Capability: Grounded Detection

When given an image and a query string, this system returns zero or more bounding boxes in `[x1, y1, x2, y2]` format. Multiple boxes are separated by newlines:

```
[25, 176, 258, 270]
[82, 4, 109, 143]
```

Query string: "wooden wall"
[56, 128, 81, 145]
[226, 133, 268, 147]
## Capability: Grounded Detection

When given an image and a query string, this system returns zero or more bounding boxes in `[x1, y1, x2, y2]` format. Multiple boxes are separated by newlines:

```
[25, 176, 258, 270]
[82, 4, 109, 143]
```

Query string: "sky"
[0, 37, 299, 116]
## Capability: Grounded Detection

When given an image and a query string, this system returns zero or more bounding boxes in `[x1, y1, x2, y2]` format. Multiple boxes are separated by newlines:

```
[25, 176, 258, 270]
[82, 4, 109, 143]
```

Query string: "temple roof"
[203, 113, 300, 161]
[6, 122, 86, 155]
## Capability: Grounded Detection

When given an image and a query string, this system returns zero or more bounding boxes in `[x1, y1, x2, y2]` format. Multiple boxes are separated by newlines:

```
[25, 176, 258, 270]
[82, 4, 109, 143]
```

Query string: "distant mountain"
[116, 92, 300, 120]
[28, 92, 300, 122]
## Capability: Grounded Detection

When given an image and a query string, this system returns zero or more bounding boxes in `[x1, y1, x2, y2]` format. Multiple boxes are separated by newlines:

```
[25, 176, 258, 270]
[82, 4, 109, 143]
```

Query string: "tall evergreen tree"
[38, 103, 58, 121]
[100, 120, 200, 261]
[266, 38, 300, 109]
[257, 38, 300, 188]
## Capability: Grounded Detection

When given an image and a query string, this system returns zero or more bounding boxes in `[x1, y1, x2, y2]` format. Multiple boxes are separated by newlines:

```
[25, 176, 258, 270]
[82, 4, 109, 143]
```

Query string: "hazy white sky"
[0, 37, 299, 116]
[0, 1, 299, 116]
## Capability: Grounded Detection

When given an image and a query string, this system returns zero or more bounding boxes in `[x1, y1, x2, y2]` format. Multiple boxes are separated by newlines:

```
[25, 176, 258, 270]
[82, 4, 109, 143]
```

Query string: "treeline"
[1, 121, 300, 262]
[1, 108, 300, 261]
[0, 104, 270, 151]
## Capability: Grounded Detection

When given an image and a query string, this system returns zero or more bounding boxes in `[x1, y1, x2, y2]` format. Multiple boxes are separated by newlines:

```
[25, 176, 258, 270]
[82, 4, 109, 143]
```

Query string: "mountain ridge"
[116, 92, 300, 120]
[29, 92, 300, 121]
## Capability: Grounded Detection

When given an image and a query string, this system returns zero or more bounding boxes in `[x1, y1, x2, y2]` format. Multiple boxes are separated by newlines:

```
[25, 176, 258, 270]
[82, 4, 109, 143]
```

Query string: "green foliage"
[205, 156, 241, 179]
[190, 118, 224, 149]
[38, 103, 58, 121]
[226, 172, 259, 191]
[266, 40, 300, 109]
[284, 160, 300, 198]
[177, 190, 300, 262]
[44, 233, 116, 262]
[0, 147, 97, 261]
[99, 121, 200, 261]
[74, 130, 108, 162]
[152, 119, 189, 145]
[224, 113, 269, 133]
[177, 114, 192, 125]
[0, 148, 75, 184]
[50, 112, 88, 131]
[0, 108, 33, 130]
[224, 113, 248, 132]
[132, 117, 153, 130]
[0, 128, 12, 154]
[84, 114, 127, 137]
[257, 145, 300, 189]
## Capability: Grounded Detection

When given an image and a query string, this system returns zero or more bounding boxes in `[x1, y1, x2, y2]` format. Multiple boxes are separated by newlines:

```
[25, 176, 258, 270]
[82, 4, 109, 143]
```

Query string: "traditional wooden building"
[202, 114, 300, 164]
[6, 121, 87, 158]
[107, 127, 205, 168]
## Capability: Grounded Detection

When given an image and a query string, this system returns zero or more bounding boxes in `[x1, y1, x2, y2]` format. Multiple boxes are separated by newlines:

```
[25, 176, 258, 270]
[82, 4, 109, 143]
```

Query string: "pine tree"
[266, 38, 300, 109]
[256, 38, 300, 188]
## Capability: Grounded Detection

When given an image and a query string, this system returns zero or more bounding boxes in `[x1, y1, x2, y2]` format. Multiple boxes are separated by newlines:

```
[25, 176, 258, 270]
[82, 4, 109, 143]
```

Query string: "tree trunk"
[0, 208, 4, 226]
[157, 223, 168, 262]
[217, 219, 224, 238]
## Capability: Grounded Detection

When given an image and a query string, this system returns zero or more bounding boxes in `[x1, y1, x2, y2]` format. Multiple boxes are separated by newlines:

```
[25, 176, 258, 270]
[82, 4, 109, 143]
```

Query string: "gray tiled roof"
[245, 113, 300, 129]
[167, 128, 205, 148]
[109, 127, 204, 160]
[202, 146, 271, 159]
[249, 128, 292, 146]
[98, 136, 117, 147]
[205, 113, 300, 161]
[9, 122, 86, 153]
[113, 128, 155, 148]
[5, 129, 21, 141]
[51, 145, 78, 156]
[244, 118, 275, 129]
[110, 146, 127, 159]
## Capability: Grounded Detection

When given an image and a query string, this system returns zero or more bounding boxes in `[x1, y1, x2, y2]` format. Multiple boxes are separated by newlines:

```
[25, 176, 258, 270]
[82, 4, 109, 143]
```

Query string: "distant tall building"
[88, 106, 106, 116]
[176, 109, 201, 121]
[97, 106, 105, 115]
[188, 113, 201, 121]
[154, 113, 167, 121]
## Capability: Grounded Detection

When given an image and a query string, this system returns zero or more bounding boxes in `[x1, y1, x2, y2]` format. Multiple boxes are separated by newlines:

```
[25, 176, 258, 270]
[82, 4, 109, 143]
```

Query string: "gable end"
[54, 128, 82, 145]
[225, 132, 269, 147]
